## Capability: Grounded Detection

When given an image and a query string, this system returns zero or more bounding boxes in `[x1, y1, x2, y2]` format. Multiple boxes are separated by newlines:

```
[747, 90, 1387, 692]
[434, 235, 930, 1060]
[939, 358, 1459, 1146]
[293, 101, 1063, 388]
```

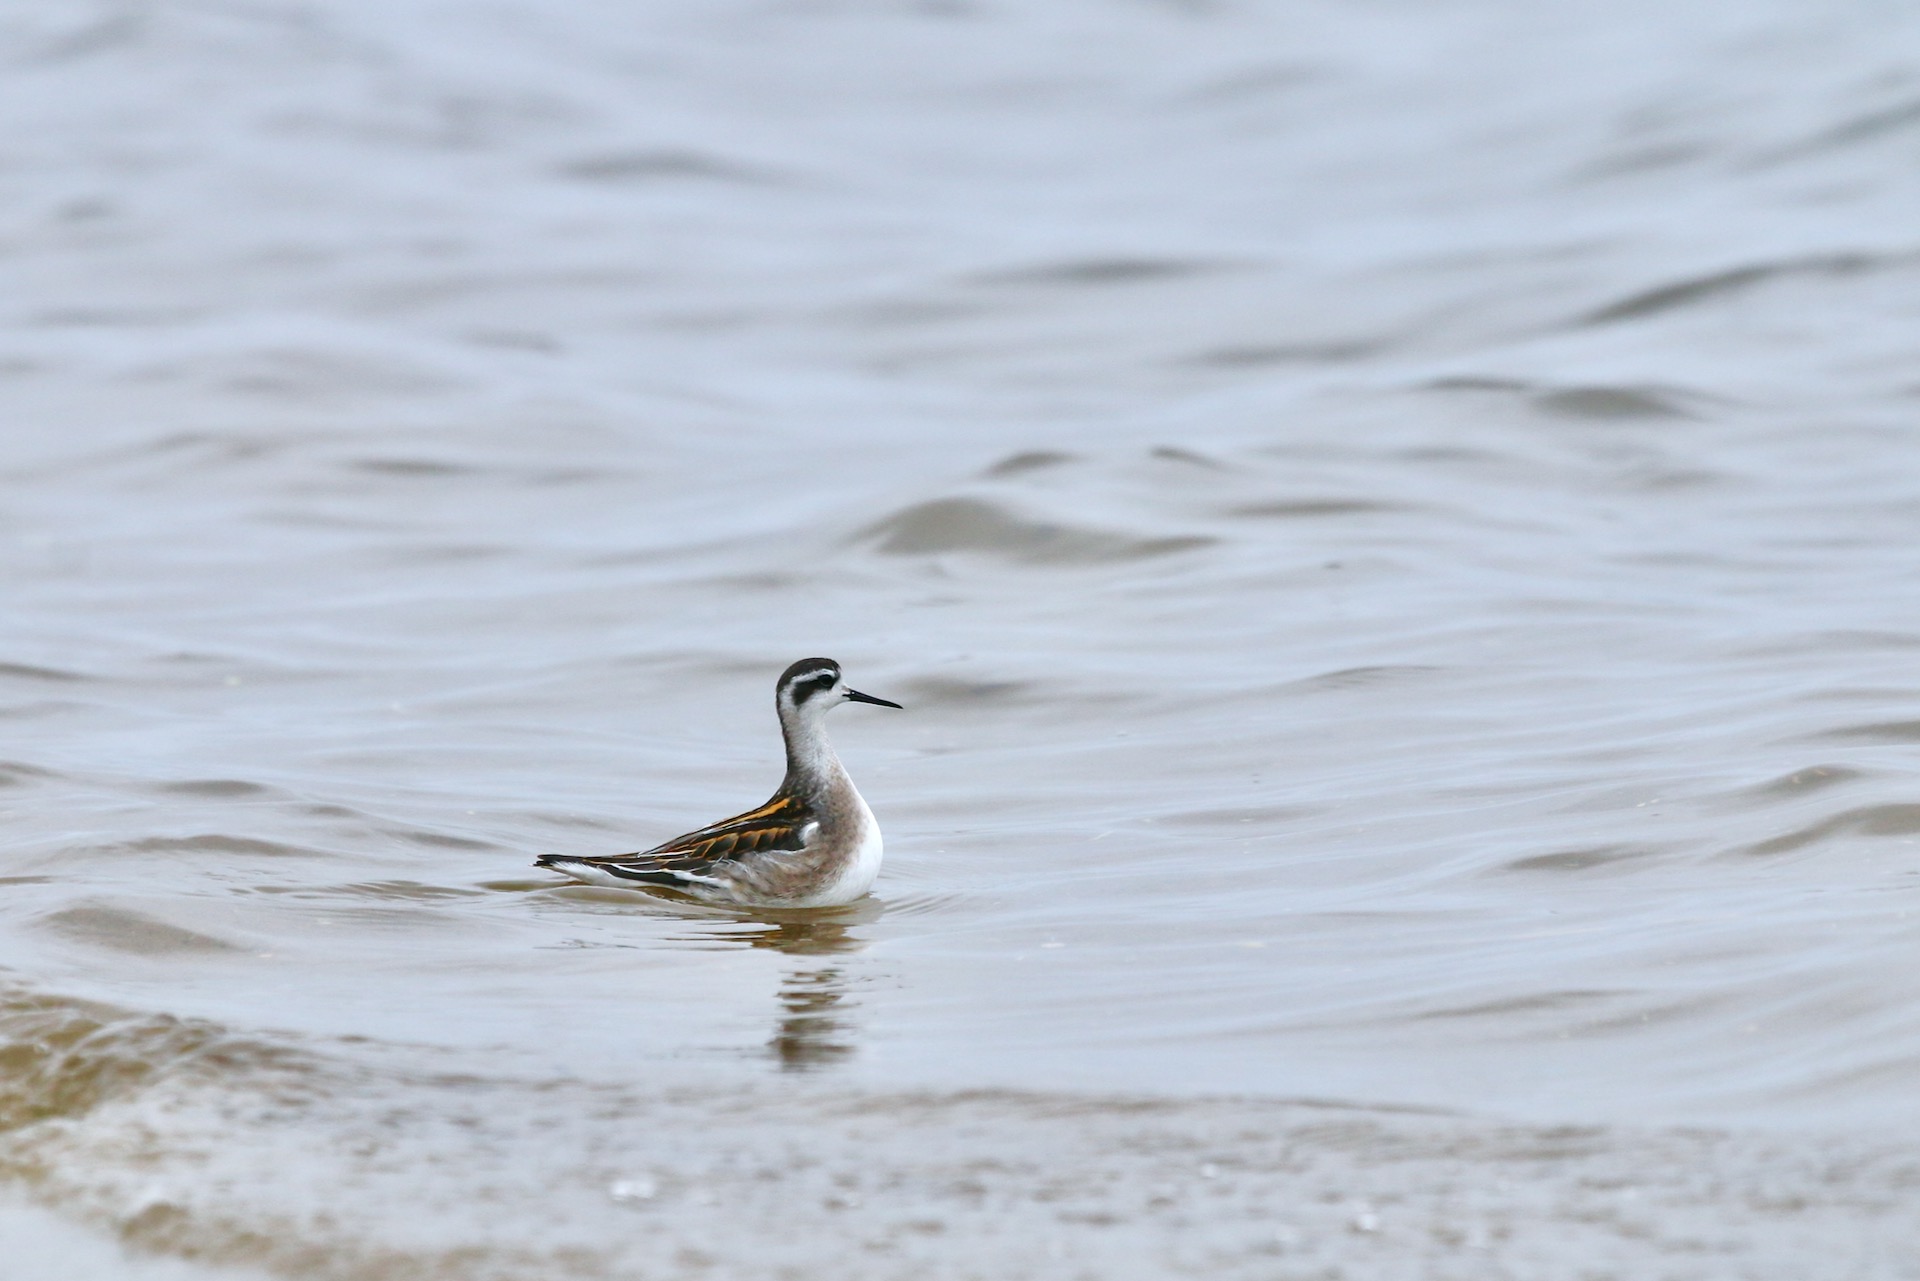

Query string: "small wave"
[1189, 339, 1379, 367]
[1148, 444, 1229, 469]
[380, 543, 514, 565]
[154, 779, 272, 798]
[880, 889, 973, 918]
[0, 700, 91, 721]
[1501, 845, 1661, 873]
[1178, 61, 1324, 104]
[9, 10, 142, 62]
[100, 429, 293, 471]
[1743, 765, 1867, 799]
[338, 881, 487, 902]
[1421, 375, 1532, 392]
[981, 450, 1076, 478]
[215, 348, 463, 402]
[79, 835, 318, 859]
[0, 761, 59, 788]
[475, 876, 562, 893]
[1609, 465, 1722, 492]
[1530, 385, 1693, 420]
[1763, 95, 1920, 162]
[1579, 254, 1882, 325]
[39, 907, 242, 956]
[1282, 665, 1441, 692]
[1570, 141, 1709, 181]
[1417, 374, 1704, 423]
[383, 829, 501, 851]
[966, 256, 1232, 288]
[1416, 989, 1627, 1021]
[1224, 497, 1404, 519]
[1743, 803, 1920, 857]
[1812, 719, 1920, 744]
[857, 496, 1213, 564]
[0, 662, 85, 683]
[346, 456, 475, 477]
[518, 811, 626, 831]
[555, 147, 788, 185]
[33, 304, 204, 328]
[1160, 804, 1318, 828]
[461, 327, 563, 353]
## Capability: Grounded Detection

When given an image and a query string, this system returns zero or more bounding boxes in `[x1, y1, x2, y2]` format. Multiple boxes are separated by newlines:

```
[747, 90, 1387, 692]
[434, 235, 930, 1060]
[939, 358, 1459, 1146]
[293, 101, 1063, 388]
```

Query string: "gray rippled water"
[5, 0, 1920, 1276]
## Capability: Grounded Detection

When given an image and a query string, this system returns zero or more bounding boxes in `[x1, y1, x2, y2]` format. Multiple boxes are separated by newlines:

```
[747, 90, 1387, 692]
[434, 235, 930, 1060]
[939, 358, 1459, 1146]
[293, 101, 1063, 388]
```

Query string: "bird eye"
[790, 670, 839, 700]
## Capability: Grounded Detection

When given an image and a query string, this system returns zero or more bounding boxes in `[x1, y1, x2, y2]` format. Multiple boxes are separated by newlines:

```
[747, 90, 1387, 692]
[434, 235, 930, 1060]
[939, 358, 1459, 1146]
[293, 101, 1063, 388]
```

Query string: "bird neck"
[779, 710, 845, 797]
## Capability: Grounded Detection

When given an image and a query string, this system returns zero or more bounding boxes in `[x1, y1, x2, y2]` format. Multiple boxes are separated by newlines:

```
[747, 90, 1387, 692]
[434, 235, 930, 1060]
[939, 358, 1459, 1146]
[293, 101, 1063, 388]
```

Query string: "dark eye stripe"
[791, 670, 838, 702]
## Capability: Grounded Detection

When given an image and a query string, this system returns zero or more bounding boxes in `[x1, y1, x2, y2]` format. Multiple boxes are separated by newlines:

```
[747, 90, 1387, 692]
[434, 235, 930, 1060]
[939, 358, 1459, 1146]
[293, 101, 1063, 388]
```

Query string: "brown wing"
[539, 792, 815, 885]
[635, 792, 815, 869]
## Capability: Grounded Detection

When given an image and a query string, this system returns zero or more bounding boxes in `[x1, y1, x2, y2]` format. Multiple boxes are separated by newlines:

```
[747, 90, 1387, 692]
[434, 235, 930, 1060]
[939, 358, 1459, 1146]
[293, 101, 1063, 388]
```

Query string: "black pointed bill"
[844, 687, 903, 709]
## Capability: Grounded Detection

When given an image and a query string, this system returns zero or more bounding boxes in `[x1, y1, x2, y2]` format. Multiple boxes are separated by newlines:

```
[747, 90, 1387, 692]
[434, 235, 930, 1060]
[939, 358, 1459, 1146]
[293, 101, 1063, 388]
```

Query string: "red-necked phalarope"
[535, 658, 902, 908]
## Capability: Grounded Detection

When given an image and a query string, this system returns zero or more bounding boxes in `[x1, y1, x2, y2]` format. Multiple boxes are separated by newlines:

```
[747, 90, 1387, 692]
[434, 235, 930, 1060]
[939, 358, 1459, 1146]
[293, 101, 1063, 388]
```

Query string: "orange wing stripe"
[558, 792, 815, 876]
[606, 792, 813, 871]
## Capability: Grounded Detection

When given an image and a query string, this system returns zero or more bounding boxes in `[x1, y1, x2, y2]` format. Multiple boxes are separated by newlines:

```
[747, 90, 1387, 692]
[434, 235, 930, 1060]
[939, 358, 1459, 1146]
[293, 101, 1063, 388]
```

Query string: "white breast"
[803, 792, 884, 907]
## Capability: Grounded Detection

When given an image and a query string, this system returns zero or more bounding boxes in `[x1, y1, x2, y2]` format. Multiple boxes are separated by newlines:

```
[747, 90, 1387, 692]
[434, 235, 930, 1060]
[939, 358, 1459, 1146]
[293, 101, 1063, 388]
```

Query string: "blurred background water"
[5, 0, 1920, 1276]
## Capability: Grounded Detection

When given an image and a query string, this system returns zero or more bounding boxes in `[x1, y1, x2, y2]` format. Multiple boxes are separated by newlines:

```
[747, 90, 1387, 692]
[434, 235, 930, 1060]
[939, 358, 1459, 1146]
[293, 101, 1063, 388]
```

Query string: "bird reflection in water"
[743, 916, 865, 1072]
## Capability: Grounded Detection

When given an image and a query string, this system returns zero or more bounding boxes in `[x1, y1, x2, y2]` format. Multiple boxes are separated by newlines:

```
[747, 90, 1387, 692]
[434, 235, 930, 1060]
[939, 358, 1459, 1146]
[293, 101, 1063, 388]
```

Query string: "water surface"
[5, 0, 1920, 1275]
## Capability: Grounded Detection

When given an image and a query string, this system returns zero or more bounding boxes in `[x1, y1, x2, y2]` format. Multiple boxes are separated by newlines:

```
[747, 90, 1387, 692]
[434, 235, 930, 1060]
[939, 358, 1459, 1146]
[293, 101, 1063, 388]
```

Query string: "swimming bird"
[535, 658, 901, 908]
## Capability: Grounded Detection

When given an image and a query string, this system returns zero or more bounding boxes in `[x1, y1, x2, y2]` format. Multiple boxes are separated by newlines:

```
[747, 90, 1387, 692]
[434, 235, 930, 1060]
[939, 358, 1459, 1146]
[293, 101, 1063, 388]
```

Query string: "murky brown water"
[6, 0, 1920, 1275]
